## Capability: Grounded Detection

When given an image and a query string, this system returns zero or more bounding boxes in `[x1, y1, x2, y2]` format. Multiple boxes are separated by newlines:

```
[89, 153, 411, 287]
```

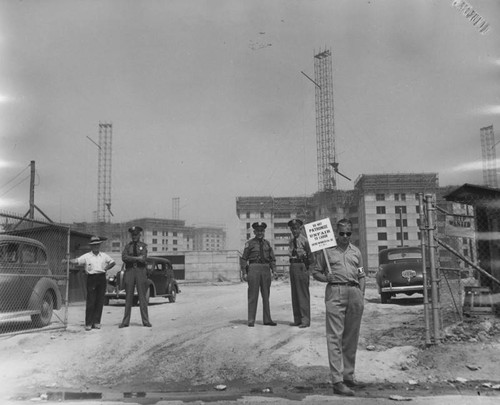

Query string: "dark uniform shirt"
[240, 238, 276, 272]
[288, 233, 313, 266]
[122, 241, 148, 268]
[312, 243, 365, 284]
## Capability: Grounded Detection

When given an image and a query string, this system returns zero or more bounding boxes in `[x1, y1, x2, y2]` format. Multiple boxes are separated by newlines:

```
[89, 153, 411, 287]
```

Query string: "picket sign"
[304, 218, 336, 274]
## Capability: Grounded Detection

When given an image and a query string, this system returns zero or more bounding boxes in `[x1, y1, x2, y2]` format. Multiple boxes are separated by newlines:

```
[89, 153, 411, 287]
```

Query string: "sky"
[0, 0, 499, 250]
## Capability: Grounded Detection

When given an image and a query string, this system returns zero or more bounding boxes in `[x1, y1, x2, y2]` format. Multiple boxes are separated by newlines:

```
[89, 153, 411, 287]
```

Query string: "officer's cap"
[89, 236, 103, 245]
[287, 219, 303, 228]
[252, 222, 267, 230]
[128, 226, 143, 234]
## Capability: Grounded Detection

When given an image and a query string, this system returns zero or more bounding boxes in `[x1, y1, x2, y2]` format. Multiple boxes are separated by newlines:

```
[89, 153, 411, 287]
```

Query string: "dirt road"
[1, 278, 500, 403]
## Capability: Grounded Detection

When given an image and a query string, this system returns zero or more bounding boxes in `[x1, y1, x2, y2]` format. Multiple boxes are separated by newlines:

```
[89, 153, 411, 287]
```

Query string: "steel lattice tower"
[480, 125, 498, 188]
[314, 49, 336, 191]
[97, 122, 113, 223]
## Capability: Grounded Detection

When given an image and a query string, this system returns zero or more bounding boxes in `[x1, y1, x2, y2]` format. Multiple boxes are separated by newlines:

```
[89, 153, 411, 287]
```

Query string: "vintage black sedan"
[376, 246, 425, 304]
[105, 256, 180, 305]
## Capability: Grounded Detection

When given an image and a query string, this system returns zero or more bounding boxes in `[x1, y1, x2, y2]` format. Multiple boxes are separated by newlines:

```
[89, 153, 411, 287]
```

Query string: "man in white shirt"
[66, 236, 115, 331]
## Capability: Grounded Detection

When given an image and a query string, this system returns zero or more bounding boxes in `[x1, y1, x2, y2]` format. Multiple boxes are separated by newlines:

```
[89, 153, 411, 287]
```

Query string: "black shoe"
[333, 382, 354, 397]
[343, 379, 366, 388]
[143, 322, 152, 327]
[289, 322, 301, 326]
[298, 324, 309, 328]
[264, 321, 277, 326]
[118, 323, 129, 328]
[248, 322, 255, 327]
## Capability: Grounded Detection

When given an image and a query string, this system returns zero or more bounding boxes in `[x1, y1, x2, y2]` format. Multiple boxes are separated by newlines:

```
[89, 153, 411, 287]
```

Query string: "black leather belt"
[290, 258, 307, 264]
[249, 260, 269, 264]
[329, 281, 359, 287]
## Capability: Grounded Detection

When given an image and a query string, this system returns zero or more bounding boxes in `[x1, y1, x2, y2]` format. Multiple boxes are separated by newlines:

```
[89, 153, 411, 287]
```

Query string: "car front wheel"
[168, 287, 176, 303]
[380, 292, 391, 304]
[31, 291, 54, 327]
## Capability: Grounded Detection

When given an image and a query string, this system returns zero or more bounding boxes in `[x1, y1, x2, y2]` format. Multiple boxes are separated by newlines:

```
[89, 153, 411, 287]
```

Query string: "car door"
[0, 242, 23, 312]
[149, 261, 167, 295]
[20, 243, 49, 308]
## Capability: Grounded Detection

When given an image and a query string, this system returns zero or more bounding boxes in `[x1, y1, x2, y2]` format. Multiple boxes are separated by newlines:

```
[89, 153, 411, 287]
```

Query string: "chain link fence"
[0, 212, 71, 336]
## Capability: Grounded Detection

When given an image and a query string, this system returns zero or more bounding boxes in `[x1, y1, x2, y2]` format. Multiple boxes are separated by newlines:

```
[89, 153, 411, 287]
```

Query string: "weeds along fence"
[0, 211, 72, 336]
[423, 188, 500, 344]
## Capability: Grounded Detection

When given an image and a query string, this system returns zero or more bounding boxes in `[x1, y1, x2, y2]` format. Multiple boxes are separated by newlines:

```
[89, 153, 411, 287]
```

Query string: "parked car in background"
[105, 256, 180, 305]
[376, 246, 426, 304]
[0, 235, 63, 327]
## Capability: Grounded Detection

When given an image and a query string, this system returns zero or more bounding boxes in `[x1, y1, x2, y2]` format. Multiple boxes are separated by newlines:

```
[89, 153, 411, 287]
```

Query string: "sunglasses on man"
[339, 232, 352, 237]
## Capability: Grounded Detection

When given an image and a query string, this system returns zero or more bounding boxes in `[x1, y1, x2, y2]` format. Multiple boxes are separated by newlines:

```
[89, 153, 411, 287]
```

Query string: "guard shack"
[444, 183, 500, 293]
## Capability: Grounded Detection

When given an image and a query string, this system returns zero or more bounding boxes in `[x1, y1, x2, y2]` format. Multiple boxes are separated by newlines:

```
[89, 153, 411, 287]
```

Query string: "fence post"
[425, 194, 441, 344]
[419, 193, 432, 346]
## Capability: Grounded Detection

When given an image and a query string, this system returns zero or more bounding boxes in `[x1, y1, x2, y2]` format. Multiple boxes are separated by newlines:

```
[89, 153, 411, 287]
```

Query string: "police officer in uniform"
[312, 218, 366, 397]
[287, 219, 313, 328]
[240, 222, 277, 327]
[119, 226, 152, 328]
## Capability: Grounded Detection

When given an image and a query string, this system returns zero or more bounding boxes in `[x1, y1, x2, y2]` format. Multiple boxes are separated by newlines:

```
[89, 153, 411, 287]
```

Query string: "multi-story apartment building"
[354, 173, 439, 272]
[235, 196, 315, 274]
[193, 226, 226, 251]
[73, 218, 195, 254]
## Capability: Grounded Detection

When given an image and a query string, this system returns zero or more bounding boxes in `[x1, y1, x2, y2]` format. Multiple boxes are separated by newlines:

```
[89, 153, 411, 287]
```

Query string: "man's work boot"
[332, 382, 355, 397]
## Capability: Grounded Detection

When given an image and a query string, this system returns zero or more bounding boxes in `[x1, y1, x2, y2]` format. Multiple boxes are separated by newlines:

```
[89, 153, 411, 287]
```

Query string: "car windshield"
[387, 251, 421, 261]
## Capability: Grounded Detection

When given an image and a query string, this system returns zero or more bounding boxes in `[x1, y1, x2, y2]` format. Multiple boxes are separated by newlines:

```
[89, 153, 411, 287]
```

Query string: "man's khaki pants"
[324, 283, 364, 384]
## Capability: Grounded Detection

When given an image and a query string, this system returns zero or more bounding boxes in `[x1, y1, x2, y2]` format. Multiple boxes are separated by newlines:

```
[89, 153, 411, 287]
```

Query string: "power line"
[0, 174, 30, 198]
[0, 164, 30, 191]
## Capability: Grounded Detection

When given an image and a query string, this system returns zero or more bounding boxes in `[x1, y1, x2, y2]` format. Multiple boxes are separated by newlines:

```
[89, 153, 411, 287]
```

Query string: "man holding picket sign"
[307, 218, 366, 397]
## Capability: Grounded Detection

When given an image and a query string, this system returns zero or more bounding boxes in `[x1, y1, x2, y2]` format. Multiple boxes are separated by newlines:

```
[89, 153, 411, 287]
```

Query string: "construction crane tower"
[96, 122, 113, 223]
[314, 49, 337, 191]
[480, 125, 498, 188]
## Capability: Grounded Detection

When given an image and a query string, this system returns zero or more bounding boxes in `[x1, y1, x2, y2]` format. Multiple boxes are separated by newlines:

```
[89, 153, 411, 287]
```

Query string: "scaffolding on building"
[96, 122, 113, 224]
[314, 49, 336, 191]
[480, 125, 498, 188]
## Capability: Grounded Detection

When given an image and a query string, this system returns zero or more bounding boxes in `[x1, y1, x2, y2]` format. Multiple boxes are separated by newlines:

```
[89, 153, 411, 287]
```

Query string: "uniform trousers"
[324, 283, 364, 384]
[289, 263, 310, 326]
[85, 273, 107, 327]
[247, 263, 272, 324]
[121, 266, 150, 326]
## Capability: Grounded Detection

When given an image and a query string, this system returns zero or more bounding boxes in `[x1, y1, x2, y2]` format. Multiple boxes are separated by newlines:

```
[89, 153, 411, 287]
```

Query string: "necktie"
[292, 237, 297, 257]
[259, 240, 264, 262]
[133, 242, 138, 256]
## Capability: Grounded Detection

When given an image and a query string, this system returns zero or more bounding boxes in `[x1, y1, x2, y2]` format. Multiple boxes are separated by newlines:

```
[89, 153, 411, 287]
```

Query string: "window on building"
[396, 232, 409, 240]
[112, 242, 120, 247]
[152, 230, 157, 236]
[246, 233, 251, 240]
[260, 212, 264, 218]
[416, 218, 421, 227]
[377, 232, 387, 240]
[152, 238, 157, 244]
[173, 240, 177, 245]
[173, 232, 177, 236]
[395, 206, 407, 214]
[173, 248, 177, 251]
[401, 193, 406, 201]
[246, 223, 251, 229]
[376, 193, 385, 201]
[152, 247, 157, 252]
[377, 219, 387, 227]
[246, 212, 250, 218]
[463, 248, 469, 256]
[376, 206, 386, 214]
[395, 193, 399, 201]
[416, 205, 420, 213]
[378, 245, 388, 252]
[274, 212, 291, 219]
[395, 219, 408, 227]
[417, 232, 421, 240]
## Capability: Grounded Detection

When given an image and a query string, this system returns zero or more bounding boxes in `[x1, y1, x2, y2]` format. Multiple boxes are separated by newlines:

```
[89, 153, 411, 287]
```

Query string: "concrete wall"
[184, 250, 241, 281]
